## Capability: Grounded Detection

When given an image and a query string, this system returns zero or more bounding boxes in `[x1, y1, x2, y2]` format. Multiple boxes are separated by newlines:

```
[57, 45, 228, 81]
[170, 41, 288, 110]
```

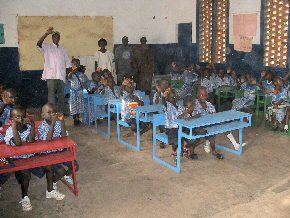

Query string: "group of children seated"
[0, 86, 78, 211]
[167, 62, 290, 132]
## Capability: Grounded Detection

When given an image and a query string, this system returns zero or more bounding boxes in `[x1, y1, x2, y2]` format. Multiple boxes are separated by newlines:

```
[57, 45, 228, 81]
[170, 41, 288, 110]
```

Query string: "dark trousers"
[47, 79, 65, 113]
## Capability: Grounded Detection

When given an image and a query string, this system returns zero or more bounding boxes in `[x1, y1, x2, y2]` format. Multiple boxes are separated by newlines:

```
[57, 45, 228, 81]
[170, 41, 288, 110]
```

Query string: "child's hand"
[56, 113, 65, 121]
[23, 117, 32, 125]
[156, 84, 162, 92]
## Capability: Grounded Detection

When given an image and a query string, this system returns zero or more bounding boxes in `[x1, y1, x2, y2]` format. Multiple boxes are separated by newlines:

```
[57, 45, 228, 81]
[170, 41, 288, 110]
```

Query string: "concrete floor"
[1, 118, 290, 218]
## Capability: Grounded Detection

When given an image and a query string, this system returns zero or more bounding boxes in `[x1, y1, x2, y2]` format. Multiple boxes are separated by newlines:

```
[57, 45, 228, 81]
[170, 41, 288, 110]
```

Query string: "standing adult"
[133, 37, 156, 94]
[37, 27, 71, 113]
[114, 36, 135, 85]
[94, 38, 117, 83]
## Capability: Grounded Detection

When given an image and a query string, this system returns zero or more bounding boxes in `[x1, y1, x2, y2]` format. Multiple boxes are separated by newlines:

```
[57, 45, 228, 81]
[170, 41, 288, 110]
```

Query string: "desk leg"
[107, 104, 111, 138]
[136, 112, 141, 151]
[71, 159, 78, 197]
[177, 127, 182, 173]
[88, 96, 91, 127]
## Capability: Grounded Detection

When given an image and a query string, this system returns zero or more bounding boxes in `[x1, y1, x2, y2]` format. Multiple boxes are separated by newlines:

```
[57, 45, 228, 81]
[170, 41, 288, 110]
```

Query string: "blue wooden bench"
[153, 110, 252, 173]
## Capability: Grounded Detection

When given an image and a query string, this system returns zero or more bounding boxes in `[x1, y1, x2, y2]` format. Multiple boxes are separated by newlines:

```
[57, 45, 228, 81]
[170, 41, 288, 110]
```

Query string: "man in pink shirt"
[37, 27, 71, 113]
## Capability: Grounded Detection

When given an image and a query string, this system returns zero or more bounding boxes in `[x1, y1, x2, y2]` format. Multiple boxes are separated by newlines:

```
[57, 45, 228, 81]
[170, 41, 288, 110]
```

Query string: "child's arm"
[29, 123, 36, 143]
[57, 113, 67, 138]
[11, 121, 22, 146]
[46, 114, 57, 141]
[131, 95, 144, 106]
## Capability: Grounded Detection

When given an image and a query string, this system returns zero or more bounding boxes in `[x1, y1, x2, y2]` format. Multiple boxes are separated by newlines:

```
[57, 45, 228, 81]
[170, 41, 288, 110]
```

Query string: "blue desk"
[153, 110, 252, 173]
[117, 104, 164, 151]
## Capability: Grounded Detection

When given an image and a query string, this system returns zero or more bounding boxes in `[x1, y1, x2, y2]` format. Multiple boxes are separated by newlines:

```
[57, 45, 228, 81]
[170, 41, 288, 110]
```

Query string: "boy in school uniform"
[153, 79, 170, 104]
[4, 106, 65, 211]
[38, 103, 78, 189]
[194, 87, 225, 159]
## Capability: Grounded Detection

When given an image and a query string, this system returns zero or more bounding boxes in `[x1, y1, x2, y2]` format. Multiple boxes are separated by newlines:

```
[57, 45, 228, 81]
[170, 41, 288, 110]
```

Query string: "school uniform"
[269, 87, 288, 123]
[176, 71, 199, 99]
[164, 102, 185, 146]
[103, 86, 120, 105]
[262, 80, 275, 92]
[194, 99, 216, 115]
[69, 72, 88, 116]
[214, 76, 232, 90]
[232, 84, 260, 111]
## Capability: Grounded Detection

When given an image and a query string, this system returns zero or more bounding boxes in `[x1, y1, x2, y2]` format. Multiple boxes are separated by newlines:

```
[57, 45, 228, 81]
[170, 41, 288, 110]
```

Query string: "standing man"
[114, 36, 135, 85]
[133, 37, 156, 94]
[37, 27, 71, 113]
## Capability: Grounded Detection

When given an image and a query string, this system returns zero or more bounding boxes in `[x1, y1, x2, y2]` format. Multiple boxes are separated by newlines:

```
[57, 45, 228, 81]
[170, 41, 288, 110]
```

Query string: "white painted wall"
[229, 0, 261, 44]
[0, 0, 262, 47]
[0, 0, 171, 47]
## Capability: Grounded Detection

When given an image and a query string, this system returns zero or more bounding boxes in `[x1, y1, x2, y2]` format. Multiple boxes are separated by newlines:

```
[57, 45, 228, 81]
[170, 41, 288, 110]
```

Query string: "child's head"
[41, 103, 56, 122]
[240, 75, 247, 83]
[198, 86, 209, 102]
[159, 79, 169, 92]
[218, 69, 225, 78]
[1, 88, 16, 105]
[184, 95, 195, 115]
[230, 69, 238, 78]
[203, 69, 211, 79]
[122, 78, 135, 94]
[92, 72, 101, 83]
[164, 88, 178, 105]
[98, 38, 107, 49]
[248, 75, 257, 85]
[274, 77, 284, 89]
[71, 58, 80, 71]
[11, 105, 26, 127]
[265, 71, 273, 81]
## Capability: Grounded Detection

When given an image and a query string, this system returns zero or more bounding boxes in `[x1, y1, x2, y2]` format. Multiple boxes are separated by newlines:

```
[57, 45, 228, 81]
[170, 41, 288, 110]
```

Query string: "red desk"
[0, 137, 78, 197]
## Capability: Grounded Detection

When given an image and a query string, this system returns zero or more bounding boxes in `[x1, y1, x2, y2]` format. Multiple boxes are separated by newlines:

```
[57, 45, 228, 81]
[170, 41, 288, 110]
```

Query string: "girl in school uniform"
[68, 58, 88, 126]
[232, 75, 260, 111]
[268, 77, 288, 131]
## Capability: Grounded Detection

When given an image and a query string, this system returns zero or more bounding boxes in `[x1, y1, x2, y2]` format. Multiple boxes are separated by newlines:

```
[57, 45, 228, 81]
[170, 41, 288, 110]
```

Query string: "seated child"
[261, 71, 275, 94]
[176, 64, 199, 99]
[201, 68, 215, 103]
[228, 69, 240, 87]
[101, 76, 120, 105]
[87, 71, 103, 94]
[177, 95, 204, 159]
[214, 68, 231, 90]
[194, 87, 223, 158]
[268, 77, 288, 131]
[153, 79, 170, 104]
[4, 106, 64, 211]
[232, 74, 260, 111]
[121, 77, 149, 136]
[39, 103, 79, 188]
[68, 58, 88, 126]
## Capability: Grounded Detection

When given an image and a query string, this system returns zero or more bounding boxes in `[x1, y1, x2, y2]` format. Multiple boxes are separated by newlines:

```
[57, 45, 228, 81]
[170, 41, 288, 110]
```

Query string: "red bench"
[0, 137, 78, 197]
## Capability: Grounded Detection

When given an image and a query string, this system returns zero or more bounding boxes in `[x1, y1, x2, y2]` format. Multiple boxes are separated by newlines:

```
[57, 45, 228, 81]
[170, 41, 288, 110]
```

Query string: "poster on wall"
[233, 13, 257, 52]
[18, 16, 113, 71]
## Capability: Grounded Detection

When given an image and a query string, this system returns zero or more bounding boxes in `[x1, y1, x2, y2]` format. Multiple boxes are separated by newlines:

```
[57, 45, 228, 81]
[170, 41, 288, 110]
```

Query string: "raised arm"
[46, 114, 57, 141]
[37, 27, 54, 48]
[57, 113, 67, 138]
[12, 121, 22, 146]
